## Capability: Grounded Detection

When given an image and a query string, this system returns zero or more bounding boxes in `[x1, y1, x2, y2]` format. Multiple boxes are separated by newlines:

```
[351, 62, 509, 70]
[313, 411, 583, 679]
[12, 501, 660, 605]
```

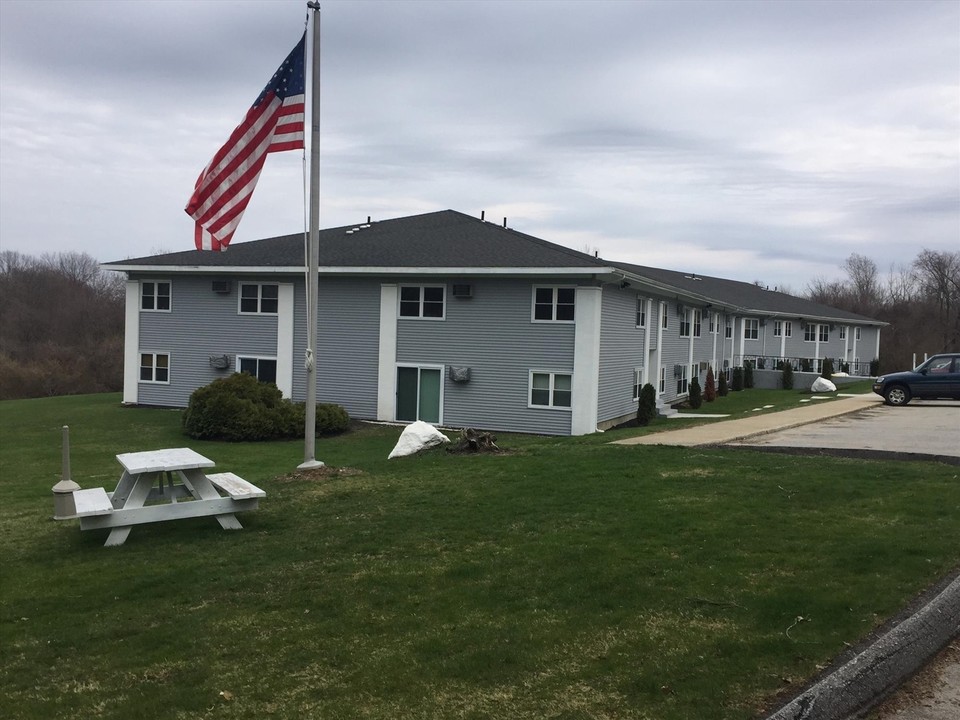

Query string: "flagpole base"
[297, 459, 325, 470]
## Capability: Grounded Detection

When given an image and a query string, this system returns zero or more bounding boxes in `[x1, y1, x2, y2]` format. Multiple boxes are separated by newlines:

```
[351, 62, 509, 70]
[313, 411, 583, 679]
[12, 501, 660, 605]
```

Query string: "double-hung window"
[529, 371, 572, 408]
[141, 281, 171, 311]
[240, 283, 279, 314]
[743, 318, 759, 340]
[635, 297, 646, 328]
[238, 356, 278, 384]
[632, 366, 645, 400]
[679, 311, 691, 338]
[774, 321, 783, 337]
[804, 323, 817, 342]
[855, 327, 861, 341]
[724, 320, 732, 339]
[660, 302, 668, 330]
[533, 287, 575, 322]
[819, 325, 829, 343]
[400, 285, 445, 319]
[693, 309, 702, 338]
[839, 326, 847, 340]
[140, 352, 169, 383]
[676, 364, 689, 395]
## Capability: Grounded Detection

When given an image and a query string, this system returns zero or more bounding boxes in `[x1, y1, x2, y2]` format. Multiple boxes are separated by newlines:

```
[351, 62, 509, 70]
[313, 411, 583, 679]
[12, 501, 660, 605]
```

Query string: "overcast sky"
[1, 0, 957, 292]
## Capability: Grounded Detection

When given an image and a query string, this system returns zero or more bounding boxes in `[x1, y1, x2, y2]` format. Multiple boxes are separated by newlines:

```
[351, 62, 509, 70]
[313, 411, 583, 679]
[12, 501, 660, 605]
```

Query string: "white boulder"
[810, 376, 837, 393]
[387, 421, 450, 459]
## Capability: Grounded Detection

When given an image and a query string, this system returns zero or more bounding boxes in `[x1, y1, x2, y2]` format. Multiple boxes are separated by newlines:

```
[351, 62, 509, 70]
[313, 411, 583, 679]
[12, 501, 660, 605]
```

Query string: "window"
[709, 313, 717, 334]
[839, 326, 847, 340]
[679, 310, 691, 338]
[529, 372, 572, 408]
[693, 309, 702, 338]
[140, 352, 169, 383]
[238, 356, 277, 384]
[804, 323, 817, 342]
[661, 302, 668, 329]
[400, 285, 445, 319]
[676, 364, 689, 395]
[783, 321, 792, 338]
[635, 297, 646, 328]
[632, 366, 645, 400]
[774, 320, 793, 337]
[819, 325, 829, 343]
[855, 327, 861, 341]
[240, 283, 278, 314]
[533, 287, 575, 322]
[744, 319, 759, 340]
[774, 321, 783, 337]
[725, 319, 732, 339]
[659, 366, 666, 393]
[141, 281, 171, 311]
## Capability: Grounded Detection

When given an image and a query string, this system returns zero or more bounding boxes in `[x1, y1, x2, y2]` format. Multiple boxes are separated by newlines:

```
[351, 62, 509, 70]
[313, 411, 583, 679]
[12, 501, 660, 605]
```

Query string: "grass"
[1, 391, 957, 719]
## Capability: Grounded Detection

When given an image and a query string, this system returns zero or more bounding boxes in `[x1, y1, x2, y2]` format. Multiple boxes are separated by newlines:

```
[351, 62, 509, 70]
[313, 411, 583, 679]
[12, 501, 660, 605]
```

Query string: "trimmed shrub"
[743, 360, 755, 389]
[731, 366, 744, 392]
[779, 360, 794, 390]
[820, 357, 835, 379]
[718, 371, 729, 397]
[704, 366, 717, 402]
[801, 358, 813, 372]
[688, 376, 703, 409]
[870, 358, 880, 376]
[315, 403, 351, 435]
[183, 373, 304, 442]
[636, 383, 657, 426]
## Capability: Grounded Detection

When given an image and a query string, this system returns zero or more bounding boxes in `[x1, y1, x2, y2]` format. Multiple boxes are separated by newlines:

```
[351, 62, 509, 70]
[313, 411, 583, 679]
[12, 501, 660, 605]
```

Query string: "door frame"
[395, 363, 445, 424]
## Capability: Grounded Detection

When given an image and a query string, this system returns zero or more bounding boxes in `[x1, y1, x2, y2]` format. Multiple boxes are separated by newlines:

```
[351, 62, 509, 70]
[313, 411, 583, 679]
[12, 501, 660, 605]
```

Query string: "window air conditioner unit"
[451, 284, 473, 298]
[212, 280, 232, 294]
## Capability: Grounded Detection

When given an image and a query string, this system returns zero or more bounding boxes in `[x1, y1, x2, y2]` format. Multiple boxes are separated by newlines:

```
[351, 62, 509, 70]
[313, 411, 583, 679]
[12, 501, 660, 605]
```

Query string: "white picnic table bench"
[63, 448, 264, 547]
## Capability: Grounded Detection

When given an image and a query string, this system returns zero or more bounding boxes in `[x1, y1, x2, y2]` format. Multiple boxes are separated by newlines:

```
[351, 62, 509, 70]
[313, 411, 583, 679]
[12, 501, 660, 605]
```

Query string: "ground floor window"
[676, 364, 689, 395]
[397, 366, 442, 423]
[632, 367, 645, 400]
[659, 366, 665, 394]
[140, 352, 169, 383]
[530, 371, 572, 408]
[238, 356, 277, 384]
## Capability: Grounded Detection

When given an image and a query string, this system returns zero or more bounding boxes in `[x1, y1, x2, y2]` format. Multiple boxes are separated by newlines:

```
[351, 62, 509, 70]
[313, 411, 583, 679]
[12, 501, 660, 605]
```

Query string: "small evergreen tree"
[731, 366, 744, 391]
[743, 359, 754, 389]
[718, 371, 729, 396]
[688, 376, 703, 409]
[870, 358, 880, 376]
[704, 366, 716, 402]
[636, 383, 657, 426]
[779, 360, 794, 390]
[820, 357, 835, 379]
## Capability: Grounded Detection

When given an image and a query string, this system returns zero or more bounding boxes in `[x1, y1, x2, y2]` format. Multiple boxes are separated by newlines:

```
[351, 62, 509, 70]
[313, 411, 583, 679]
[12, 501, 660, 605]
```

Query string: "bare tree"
[913, 250, 960, 351]
[842, 253, 882, 313]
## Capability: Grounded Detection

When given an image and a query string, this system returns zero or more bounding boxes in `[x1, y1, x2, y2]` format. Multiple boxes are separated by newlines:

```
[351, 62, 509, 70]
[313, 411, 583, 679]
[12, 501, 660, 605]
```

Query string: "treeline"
[0, 251, 125, 400]
[806, 249, 960, 372]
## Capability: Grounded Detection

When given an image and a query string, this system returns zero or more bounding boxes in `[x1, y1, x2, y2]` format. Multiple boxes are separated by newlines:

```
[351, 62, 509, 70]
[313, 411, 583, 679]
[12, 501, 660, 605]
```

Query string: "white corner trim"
[276, 284, 294, 398]
[377, 285, 399, 421]
[123, 280, 140, 404]
[571, 286, 602, 435]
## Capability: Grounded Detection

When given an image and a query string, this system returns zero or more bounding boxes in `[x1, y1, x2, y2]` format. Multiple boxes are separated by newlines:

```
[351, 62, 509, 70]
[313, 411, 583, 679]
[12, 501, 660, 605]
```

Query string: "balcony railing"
[732, 355, 874, 377]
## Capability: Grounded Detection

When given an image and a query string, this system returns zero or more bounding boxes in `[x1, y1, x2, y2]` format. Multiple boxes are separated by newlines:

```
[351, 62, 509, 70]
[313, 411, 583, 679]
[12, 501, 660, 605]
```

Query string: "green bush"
[743, 360, 754, 389]
[636, 383, 657, 426]
[801, 358, 813, 372]
[718, 371, 729, 397]
[315, 403, 351, 435]
[731, 366, 744, 392]
[704, 366, 716, 402]
[870, 358, 880, 376]
[183, 373, 304, 442]
[779, 361, 794, 390]
[688, 376, 703, 409]
[820, 357, 835, 379]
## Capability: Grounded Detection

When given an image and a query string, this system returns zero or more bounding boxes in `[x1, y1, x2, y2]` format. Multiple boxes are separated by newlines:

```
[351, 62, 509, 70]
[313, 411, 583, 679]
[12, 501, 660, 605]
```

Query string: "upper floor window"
[679, 310, 691, 338]
[839, 326, 847, 340]
[635, 297, 646, 328]
[140, 352, 169, 383]
[804, 323, 816, 342]
[855, 327, 861, 341]
[141, 281, 171, 311]
[724, 319, 732, 339]
[238, 356, 278, 384]
[709, 313, 716, 334]
[819, 325, 829, 343]
[693, 309, 702, 338]
[400, 285, 445, 319]
[773, 320, 792, 337]
[240, 283, 278, 314]
[661, 303, 668, 329]
[533, 287, 575, 322]
[744, 318, 759, 340]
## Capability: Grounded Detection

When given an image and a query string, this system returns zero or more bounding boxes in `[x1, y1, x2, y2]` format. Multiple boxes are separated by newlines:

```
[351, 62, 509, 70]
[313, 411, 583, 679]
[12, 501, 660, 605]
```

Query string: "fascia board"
[103, 264, 621, 278]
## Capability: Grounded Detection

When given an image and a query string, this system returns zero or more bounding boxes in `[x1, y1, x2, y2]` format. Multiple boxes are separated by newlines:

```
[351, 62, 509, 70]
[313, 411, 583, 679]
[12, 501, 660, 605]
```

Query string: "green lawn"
[1, 392, 956, 720]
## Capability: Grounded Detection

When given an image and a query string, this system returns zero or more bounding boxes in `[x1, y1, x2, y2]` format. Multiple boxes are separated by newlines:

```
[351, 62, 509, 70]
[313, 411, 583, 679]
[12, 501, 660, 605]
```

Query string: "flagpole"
[299, 1, 324, 470]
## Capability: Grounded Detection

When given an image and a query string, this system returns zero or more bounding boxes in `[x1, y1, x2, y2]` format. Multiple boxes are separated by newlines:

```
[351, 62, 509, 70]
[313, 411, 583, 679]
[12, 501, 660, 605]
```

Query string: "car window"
[928, 358, 953, 374]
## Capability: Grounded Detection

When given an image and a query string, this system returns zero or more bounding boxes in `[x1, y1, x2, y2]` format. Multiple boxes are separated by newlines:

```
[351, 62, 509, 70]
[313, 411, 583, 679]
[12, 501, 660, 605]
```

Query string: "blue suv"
[872, 354, 960, 405]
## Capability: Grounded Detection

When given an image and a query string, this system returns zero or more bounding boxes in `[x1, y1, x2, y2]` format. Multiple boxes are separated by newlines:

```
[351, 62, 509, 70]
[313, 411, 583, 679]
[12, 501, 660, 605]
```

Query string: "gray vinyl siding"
[598, 287, 646, 423]
[395, 277, 576, 435]
[136, 275, 280, 407]
[658, 301, 690, 405]
[292, 276, 381, 419]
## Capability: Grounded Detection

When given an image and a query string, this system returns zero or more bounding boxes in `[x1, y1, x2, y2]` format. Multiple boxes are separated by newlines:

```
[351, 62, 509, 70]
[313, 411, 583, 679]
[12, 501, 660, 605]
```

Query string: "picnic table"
[64, 448, 264, 547]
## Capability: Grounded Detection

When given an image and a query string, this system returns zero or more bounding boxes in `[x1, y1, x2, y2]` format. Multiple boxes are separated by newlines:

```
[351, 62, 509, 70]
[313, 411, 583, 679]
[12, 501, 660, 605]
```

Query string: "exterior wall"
[597, 287, 647, 425]
[391, 277, 578, 435]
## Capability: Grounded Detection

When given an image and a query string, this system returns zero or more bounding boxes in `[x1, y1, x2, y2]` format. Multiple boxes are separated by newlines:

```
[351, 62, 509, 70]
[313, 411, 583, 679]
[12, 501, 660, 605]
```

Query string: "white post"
[299, 3, 324, 470]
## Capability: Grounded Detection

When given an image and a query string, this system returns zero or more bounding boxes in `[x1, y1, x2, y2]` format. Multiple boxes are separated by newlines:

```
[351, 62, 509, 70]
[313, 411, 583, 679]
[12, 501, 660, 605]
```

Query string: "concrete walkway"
[611, 393, 882, 447]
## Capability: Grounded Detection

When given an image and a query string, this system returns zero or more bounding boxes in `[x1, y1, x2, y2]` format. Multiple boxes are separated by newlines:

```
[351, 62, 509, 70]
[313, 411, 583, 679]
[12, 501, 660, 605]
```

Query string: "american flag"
[186, 33, 306, 251]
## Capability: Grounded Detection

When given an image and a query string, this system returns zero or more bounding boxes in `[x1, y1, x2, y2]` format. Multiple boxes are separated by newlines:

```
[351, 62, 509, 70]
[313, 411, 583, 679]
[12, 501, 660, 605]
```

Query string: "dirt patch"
[273, 466, 363, 483]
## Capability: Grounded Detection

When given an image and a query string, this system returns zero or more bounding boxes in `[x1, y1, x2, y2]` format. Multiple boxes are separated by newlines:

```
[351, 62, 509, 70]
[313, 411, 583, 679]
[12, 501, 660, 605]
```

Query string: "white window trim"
[693, 309, 702, 338]
[531, 285, 576, 324]
[839, 326, 847, 339]
[141, 279, 172, 313]
[139, 351, 170, 384]
[679, 309, 691, 338]
[635, 296, 646, 328]
[743, 318, 760, 341]
[855, 327, 861, 341]
[774, 320, 783, 337]
[804, 323, 817, 342]
[632, 366, 645, 401]
[528, 370, 573, 410]
[238, 283, 280, 315]
[236, 354, 279, 382]
[396, 363, 446, 424]
[784, 321, 792, 338]
[398, 284, 446, 321]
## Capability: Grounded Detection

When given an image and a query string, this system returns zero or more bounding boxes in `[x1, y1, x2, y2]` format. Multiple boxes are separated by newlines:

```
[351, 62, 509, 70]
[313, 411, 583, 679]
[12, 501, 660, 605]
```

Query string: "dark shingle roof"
[105, 208, 882, 324]
[106, 210, 608, 270]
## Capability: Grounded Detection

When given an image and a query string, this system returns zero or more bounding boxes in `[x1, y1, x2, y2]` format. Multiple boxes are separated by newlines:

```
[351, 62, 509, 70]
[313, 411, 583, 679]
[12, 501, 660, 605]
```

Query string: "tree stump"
[450, 428, 501, 454]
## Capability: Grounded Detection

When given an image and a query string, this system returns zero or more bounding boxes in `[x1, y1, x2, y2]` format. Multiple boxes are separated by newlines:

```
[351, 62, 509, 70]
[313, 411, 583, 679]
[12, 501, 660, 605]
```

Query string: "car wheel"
[884, 385, 911, 406]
